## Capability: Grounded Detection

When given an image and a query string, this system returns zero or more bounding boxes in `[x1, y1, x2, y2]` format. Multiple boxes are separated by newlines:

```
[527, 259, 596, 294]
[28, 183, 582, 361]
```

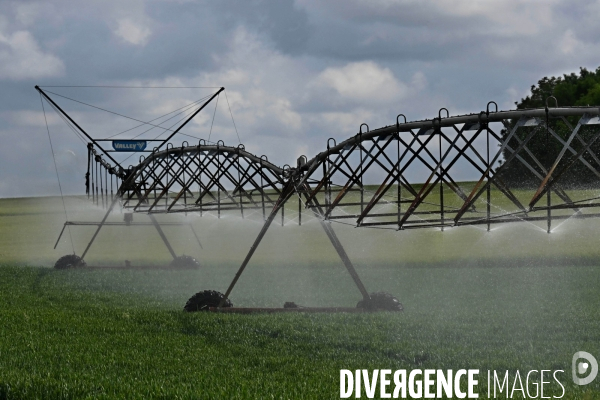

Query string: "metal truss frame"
[38, 84, 600, 303]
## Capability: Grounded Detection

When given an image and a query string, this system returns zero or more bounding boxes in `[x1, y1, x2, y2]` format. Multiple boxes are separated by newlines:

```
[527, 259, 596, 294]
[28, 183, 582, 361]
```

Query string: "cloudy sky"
[1, 0, 599, 197]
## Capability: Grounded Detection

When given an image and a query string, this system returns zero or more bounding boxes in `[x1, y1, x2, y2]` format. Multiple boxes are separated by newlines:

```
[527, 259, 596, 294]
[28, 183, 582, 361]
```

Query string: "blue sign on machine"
[112, 140, 147, 152]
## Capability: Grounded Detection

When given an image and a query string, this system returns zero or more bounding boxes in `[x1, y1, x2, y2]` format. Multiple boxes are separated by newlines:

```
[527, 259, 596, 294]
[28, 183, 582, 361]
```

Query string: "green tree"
[498, 67, 600, 188]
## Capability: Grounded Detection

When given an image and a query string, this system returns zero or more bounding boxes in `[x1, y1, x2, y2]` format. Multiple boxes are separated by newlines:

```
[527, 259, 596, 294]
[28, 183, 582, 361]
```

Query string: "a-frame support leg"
[219, 181, 297, 306]
[79, 193, 178, 262]
[301, 182, 370, 301]
[80, 195, 121, 261]
[148, 214, 177, 260]
[219, 179, 370, 307]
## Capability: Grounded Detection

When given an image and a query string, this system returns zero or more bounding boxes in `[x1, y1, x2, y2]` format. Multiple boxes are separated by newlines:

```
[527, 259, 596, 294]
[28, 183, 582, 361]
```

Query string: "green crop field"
[1, 194, 600, 399]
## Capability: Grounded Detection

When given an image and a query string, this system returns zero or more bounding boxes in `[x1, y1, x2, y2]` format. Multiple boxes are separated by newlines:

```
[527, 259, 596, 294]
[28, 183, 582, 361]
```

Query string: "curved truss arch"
[292, 106, 600, 230]
[120, 143, 285, 216]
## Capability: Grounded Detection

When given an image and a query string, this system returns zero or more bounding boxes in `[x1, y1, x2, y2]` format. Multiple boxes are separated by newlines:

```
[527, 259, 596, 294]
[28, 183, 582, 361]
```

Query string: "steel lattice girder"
[110, 106, 600, 232]
[121, 144, 285, 215]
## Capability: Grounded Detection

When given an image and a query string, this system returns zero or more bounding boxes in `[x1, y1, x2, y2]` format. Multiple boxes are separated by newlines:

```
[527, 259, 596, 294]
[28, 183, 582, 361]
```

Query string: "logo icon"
[112, 140, 147, 152]
[572, 351, 598, 385]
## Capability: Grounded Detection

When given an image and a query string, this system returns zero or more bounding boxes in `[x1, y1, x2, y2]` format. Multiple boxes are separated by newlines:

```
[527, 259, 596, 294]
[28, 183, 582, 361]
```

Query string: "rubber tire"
[54, 254, 86, 270]
[184, 290, 232, 312]
[357, 292, 403, 311]
[170, 255, 201, 268]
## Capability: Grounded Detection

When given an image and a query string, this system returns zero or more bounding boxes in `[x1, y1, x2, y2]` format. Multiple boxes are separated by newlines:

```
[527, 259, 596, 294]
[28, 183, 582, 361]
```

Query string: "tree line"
[497, 67, 600, 188]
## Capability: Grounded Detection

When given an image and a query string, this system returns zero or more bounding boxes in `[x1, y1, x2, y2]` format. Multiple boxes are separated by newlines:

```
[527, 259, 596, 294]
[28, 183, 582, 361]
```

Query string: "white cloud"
[559, 29, 582, 55]
[411, 71, 427, 92]
[314, 109, 375, 133]
[0, 30, 64, 80]
[192, 28, 305, 137]
[114, 18, 151, 46]
[315, 61, 409, 103]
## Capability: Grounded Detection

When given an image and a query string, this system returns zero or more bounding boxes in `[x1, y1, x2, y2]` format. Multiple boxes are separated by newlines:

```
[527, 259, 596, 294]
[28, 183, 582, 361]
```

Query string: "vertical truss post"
[486, 102, 498, 232]
[486, 126, 491, 232]
[237, 149, 244, 219]
[397, 136, 401, 227]
[91, 157, 95, 204]
[439, 131, 444, 231]
[163, 150, 171, 208]
[281, 181, 285, 226]
[547, 190, 551, 233]
[260, 157, 266, 221]
[95, 159, 99, 206]
[217, 147, 221, 219]
[360, 148, 364, 216]
[182, 147, 187, 212]
[323, 155, 329, 212]
[545, 107, 551, 234]
[298, 192, 302, 226]
[105, 168, 108, 208]
[100, 162, 104, 208]
[359, 126, 368, 217]
[321, 159, 326, 210]
[165, 149, 170, 210]
[152, 155, 158, 208]
[199, 153, 203, 217]
[438, 110, 448, 230]
[396, 115, 406, 230]
[86, 143, 91, 199]
[327, 158, 331, 213]
[324, 138, 336, 218]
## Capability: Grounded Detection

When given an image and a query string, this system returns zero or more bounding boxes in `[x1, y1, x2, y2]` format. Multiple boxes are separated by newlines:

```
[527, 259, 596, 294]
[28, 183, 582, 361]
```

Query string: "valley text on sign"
[112, 140, 147, 152]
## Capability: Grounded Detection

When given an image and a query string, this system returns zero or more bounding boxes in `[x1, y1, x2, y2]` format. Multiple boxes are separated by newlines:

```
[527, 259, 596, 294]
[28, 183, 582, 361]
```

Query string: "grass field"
[1, 194, 600, 398]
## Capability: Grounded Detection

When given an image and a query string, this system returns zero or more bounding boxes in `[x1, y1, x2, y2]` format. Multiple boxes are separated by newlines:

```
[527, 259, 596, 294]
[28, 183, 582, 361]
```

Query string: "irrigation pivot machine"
[36, 85, 600, 312]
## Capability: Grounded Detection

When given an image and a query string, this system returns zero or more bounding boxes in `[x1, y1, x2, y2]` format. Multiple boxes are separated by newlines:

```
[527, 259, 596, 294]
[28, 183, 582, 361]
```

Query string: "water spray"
[35, 85, 600, 312]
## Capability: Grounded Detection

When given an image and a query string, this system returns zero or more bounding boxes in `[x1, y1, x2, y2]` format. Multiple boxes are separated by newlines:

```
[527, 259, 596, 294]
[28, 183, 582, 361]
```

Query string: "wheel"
[357, 292, 403, 311]
[170, 255, 200, 268]
[184, 290, 232, 312]
[54, 254, 86, 270]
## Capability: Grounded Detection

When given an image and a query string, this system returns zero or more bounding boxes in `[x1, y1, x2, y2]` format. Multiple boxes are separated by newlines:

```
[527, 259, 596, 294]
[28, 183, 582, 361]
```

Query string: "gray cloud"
[1, 0, 599, 197]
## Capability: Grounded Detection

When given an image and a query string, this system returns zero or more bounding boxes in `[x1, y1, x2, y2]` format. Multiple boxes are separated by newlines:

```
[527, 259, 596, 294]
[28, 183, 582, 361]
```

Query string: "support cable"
[208, 94, 220, 142]
[224, 90, 241, 144]
[130, 99, 205, 140]
[40, 94, 75, 254]
[42, 90, 186, 135]
[108, 94, 212, 139]
[45, 100, 88, 145]
[119, 103, 204, 164]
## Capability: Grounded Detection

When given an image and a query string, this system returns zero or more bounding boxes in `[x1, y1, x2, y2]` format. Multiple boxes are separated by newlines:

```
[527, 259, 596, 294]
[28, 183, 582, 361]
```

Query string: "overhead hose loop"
[86, 143, 92, 196]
